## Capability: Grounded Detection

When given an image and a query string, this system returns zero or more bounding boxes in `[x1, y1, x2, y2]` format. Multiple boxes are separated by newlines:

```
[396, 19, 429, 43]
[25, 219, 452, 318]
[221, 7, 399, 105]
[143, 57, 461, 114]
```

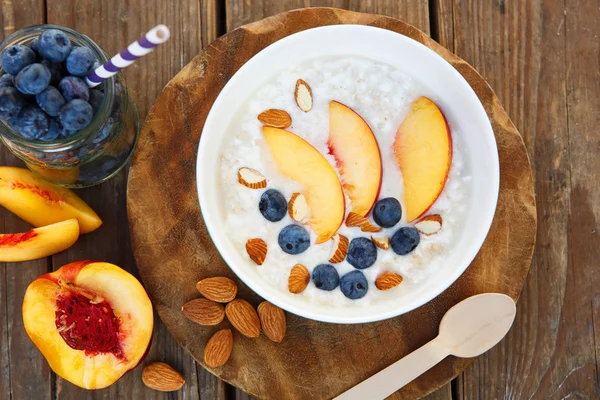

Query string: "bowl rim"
[196, 24, 500, 324]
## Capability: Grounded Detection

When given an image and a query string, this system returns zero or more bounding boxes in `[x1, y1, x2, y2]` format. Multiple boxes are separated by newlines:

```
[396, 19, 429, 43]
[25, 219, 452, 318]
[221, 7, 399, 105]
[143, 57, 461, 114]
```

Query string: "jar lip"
[0, 24, 116, 151]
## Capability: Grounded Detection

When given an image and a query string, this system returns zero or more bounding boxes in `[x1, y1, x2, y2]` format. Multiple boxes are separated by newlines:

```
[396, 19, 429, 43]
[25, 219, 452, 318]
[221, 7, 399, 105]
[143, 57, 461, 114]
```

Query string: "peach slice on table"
[22, 261, 154, 390]
[0, 219, 79, 262]
[0, 167, 102, 233]
[328, 101, 382, 216]
[394, 97, 452, 222]
[262, 127, 345, 243]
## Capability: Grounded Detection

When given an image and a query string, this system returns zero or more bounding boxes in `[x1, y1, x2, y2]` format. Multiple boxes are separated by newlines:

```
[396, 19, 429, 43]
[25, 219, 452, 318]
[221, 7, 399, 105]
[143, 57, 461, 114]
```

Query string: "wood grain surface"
[127, 7, 535, 400]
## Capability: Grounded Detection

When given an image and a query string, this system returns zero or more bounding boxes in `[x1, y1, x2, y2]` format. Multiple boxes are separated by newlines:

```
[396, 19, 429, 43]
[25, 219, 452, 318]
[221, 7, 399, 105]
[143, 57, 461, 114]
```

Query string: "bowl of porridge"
[197, 25, 499, 324]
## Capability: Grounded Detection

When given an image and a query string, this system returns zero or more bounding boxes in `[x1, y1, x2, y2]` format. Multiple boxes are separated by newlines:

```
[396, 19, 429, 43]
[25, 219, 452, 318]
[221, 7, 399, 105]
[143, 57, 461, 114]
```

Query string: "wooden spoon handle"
[334, 337, 449, 400]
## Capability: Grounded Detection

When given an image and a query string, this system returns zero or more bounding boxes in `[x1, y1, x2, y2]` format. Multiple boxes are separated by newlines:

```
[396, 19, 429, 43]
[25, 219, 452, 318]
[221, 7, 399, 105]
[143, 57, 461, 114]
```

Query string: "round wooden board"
[127, 8, 536, 400]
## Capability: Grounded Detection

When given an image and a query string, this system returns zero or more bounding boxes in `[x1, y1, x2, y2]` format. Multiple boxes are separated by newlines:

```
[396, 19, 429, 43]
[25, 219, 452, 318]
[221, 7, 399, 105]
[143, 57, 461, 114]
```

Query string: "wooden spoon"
[335, 293, 516, 400]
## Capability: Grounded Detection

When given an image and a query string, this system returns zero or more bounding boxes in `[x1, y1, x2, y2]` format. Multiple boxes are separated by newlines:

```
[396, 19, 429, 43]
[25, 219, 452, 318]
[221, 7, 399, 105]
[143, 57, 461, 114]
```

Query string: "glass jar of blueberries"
[0, 25, 139, 187]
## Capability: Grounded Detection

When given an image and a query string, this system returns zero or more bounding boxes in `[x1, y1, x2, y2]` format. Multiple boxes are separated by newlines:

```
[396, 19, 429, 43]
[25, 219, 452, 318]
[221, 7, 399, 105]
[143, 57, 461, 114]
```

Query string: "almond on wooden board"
[225, 299, 261, 338]
[238, 167, 267, 189]
[196, 277, 238, 303]
[288, 264, 310, 294]
[375, 271, 403, 290]
[142, 362, 185, 392]
[246, 238, 267, 265]
[345, 211, 382, 232]
[257, 301, 287, 343]
[258, 109, 292, 128]
[181, 298, 225, 325]
[329, 234, 349, 263]
[415, 214, 443, 235]
[204, 329, 233, 368]
[295, 79, 313, 112]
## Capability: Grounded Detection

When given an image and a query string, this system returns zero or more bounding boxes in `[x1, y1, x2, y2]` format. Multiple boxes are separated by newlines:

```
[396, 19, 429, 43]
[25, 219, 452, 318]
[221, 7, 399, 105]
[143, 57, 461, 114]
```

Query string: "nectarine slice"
[394, 97, 452, 222]
[0, 167, 102, 233]
[23, 261, 154, 390]
[0, 219, 79, 262]
[262, 127, 345, 243]
[328, 101, 382, 216]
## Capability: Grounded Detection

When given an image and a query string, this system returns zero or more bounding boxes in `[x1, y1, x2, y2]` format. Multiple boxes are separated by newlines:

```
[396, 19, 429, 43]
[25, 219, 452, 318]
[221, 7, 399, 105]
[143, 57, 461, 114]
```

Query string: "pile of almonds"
[181, 276, 287, 369]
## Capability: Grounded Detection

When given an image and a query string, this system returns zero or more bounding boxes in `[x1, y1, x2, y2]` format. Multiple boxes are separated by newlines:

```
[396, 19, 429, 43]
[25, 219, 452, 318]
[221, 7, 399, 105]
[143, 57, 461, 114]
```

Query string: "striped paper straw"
[85, 25, 170, 88]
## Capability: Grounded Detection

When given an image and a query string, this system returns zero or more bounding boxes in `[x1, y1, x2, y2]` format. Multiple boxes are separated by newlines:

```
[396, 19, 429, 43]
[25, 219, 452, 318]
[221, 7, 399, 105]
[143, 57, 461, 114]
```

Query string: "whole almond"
[257, 301, 286, 343]
[246, 238, 268, 265]
[225, 299, 261, 338]
[142, 362, 185, 392]
[258, 109, 292, 128]
[196, 277, 238, 303]
[204, 329, 233, 368]
[288, 264, 310, 294]
[375, 271, 404, 290]
[182, 298, 225, 325]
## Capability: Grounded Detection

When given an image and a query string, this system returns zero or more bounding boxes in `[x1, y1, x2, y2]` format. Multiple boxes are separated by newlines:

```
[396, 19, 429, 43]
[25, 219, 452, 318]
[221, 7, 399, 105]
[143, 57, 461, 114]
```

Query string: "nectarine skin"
[23, 261, 154, 390]
[0, 219, 79, 262]
[0, 167, 102, 233]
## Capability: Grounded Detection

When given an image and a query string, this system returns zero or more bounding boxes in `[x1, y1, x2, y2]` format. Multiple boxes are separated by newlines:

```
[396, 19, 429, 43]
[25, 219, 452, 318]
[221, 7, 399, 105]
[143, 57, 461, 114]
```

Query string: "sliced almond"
[142, 362, 185, 391]
[288, 192, 310, 223]
[258, 109, 292, 128]
[328, 234, 349, 263]
[204, 329, 233, 368]
[415, 214, 443, 235]
[196, 277, 238, 303]
[225, 299, 261, 338]
[246, 238, 267, 265]
[257, 301, 286, 343]
[295, 79, 313, 112]
[238, 167, 267, 189]
[181, 298, 225, 326]
[375, 271, 404, 290]
[371, 236, 390, 251]
[345, 212, 382, 233]
[288, 264, 310, 294]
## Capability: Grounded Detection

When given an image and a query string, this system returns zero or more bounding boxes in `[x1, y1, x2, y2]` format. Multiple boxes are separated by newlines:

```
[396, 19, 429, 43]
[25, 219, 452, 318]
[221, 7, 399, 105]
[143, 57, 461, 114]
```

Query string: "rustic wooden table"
[0, 1, 597, 399]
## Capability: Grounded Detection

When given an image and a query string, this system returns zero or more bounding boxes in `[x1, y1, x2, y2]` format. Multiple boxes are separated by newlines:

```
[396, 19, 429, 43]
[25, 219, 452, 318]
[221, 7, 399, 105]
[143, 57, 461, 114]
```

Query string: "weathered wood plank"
[0, 2, 51, 399]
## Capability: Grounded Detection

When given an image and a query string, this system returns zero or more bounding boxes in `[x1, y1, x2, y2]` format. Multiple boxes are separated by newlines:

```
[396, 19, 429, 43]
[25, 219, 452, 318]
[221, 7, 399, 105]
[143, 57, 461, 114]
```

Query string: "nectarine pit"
[0, 230, 37, 246]
[55, 289, 125, 360]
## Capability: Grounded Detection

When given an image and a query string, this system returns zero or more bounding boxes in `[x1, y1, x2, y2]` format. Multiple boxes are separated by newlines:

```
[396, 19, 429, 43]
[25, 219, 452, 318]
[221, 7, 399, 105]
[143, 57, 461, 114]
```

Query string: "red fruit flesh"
[11, 181, 59, 202]
[55, 289, 125, 361]
[0, 230, 37, 246]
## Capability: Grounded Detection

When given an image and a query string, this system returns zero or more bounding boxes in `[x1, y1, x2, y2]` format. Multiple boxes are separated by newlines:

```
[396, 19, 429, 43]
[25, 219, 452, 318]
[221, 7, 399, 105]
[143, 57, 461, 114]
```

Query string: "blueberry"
[312, 264, 339, 291]
[0, 87, 25, 120]
[59, 99, 93, 131]
[0, 45, 35, 75]
[0, 74, 14, 88]
[37, 118, 61, 141]
[30, 37, 40, 52]
[259, 189, 287, 222]
[373, 197, 402, 228]
[340, 270, 369, 300]
[66, 47, 96, 76]
[88, 89, 104, 114]
[40, 59, 64, 86]
[13, 105, 49, 139]
[390, 226, 420, 255]
[38, 29, 72, 62]
[278, 224, 310, 255]
[36, 86, 65, 117]
[14, 63, 51, 95]
[58, 76, 89, 101]
[346, 237, 378, 269]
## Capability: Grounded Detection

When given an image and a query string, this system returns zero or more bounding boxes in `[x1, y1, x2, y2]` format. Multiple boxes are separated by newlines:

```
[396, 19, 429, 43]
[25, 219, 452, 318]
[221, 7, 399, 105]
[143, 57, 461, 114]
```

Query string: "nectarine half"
[23, 261, 154, 389]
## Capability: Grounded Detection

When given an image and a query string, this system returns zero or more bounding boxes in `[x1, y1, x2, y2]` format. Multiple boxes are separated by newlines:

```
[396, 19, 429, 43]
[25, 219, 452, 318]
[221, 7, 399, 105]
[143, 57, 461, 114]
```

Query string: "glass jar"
[0, 25, 139, 188]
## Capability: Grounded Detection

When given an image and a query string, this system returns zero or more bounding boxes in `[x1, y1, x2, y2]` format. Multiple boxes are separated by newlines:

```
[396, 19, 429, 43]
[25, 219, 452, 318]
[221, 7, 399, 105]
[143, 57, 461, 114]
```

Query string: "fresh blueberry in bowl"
[312, 264, 339, 291]
[37, 118, 61, 141]
[0, 87, 25, 120]
[0, 45, 35, 75]
[38, 29, 72, 62]
[36, 86, 65, 117]
[60, 99, 93, 131]
[88, 89, 104, 114]
[346, 237, 378, 269]
[373, 197, 402, 228]
[259, 189, 287, 222]
[66, 47, 96, 76]
[30, 37, 40, 52]
[58, 76, 89, 101]
[40, 59, 64, 86]
[14, 63, 51, 95]
[13, 105, 49, 139]
[340, 270, 369, 299]
[390, 226, 420, 255]
[278, 224, 310, 255]
[0, 74, 14, 88]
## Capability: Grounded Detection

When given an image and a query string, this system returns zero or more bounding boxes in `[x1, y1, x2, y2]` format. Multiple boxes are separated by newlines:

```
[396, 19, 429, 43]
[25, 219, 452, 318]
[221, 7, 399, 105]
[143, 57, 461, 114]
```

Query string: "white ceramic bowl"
[197, 25, 499, 324]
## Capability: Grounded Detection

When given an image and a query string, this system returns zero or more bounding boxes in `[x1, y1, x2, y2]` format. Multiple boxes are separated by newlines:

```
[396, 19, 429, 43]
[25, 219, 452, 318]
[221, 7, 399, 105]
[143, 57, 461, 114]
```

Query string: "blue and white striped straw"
[85, 25, 170, 88]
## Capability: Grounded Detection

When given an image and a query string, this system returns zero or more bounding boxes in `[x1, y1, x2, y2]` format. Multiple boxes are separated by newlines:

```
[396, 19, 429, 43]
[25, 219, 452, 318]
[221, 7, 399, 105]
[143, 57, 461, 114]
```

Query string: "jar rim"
[0, 24, 115, 151]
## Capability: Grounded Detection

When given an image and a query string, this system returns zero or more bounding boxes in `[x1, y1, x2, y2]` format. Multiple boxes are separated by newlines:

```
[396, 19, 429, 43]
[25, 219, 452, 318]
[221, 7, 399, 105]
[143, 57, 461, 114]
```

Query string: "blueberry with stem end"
[390, 226, 420, 255]
[14, 63, 51, 95]
[259, 189, 287, 222]
[340, 270, 369, 299]
[66, 47, 96, 76]
[58, 76, 89, 102]
[373, 197, 402, 228]
[278, 224, 310, 255]
[60, 99, 93, 131]
[0, 45, 35, 75]
[38, 29, 72, 62]
[346, 237, 378, 269]
[312, 264, 339, 291]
